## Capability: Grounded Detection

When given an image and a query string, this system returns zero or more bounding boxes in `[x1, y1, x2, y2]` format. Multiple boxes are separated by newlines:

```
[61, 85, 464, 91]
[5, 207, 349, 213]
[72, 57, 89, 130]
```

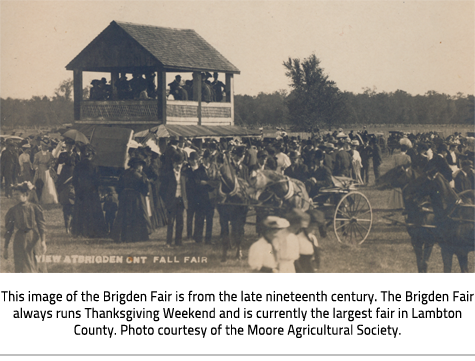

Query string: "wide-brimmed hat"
[128, 157, 146, 167]
[13, 181, 35, 193]
[289, 150, 300, 159]
[461, 160, 473, 168]
[351, 140, 360, 146]
[233, 146, 246, 158]
[262, 216, 290, 229]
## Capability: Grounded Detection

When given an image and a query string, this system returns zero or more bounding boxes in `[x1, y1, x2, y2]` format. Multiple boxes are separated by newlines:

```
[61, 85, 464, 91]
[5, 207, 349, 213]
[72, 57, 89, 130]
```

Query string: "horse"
[251, 170, 311, 212]
[377, 165, 438, 272]
[404, 171, 474, 272]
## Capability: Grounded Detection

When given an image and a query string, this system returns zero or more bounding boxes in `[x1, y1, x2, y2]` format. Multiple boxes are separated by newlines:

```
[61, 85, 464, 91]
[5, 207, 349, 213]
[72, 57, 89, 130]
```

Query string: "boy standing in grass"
[3, 182, 47, 273]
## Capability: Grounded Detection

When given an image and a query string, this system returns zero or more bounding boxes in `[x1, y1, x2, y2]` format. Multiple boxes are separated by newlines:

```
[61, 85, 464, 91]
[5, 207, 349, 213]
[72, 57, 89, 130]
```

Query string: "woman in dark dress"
[3, 182, 46, 273]
[111, 157, 152, 243]
[144, 152, 167, 228]
[70, 145, 107, 238]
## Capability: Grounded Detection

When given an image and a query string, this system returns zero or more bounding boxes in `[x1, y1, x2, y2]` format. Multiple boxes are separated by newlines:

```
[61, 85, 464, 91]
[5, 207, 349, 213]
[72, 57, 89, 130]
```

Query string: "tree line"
[236, 54, 474, 130]
[2, 54, 474, 129]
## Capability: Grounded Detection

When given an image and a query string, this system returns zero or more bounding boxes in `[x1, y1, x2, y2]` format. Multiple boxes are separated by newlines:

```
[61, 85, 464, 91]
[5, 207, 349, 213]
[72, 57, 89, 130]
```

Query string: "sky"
[1, 1, 474, 100]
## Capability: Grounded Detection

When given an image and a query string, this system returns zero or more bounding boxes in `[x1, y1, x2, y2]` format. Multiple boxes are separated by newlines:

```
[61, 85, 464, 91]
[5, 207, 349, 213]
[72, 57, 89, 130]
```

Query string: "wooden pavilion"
[66, 21, 241, 132]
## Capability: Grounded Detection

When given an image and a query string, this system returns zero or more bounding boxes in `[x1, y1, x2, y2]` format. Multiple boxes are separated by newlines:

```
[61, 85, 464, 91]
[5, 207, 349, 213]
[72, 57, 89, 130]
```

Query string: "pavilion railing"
[80, 99, 233, 125]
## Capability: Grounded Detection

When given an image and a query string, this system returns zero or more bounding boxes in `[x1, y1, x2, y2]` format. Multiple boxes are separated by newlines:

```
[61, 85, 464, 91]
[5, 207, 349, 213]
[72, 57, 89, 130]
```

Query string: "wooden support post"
[193, 72, 202, 125]
[111, 71, 119, 100]
[156, 70, 167, 124]
[73, 69, 82, 121]
[226, 73, 234, 125]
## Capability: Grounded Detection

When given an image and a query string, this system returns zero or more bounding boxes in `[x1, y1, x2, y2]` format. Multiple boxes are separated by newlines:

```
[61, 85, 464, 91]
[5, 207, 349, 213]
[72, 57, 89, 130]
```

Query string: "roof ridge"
[112, 20, 193, 33]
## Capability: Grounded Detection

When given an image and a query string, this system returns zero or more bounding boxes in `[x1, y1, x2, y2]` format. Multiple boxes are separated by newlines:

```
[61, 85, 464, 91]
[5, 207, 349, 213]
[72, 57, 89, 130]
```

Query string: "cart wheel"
[333, 191, 372, 245]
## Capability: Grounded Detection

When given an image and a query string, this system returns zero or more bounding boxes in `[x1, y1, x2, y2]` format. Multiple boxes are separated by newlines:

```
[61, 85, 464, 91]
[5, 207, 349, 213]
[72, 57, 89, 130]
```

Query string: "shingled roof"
[66, 21, 240, 74]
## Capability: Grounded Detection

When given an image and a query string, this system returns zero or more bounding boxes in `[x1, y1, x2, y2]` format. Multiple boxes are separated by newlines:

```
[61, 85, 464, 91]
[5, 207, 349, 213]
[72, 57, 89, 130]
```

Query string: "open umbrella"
[62, 129, 89, 144]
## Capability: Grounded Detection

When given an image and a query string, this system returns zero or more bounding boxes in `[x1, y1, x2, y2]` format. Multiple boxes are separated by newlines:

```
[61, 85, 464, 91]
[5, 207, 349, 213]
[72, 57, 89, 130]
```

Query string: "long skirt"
[20, 163, 33, 182]
[111, 189, 152, 242]
[71, 189, 107, 238]
[147, 184, 160, 230]
[152, 181, 167, 227]
[33, 165, 58, 204]
[388, 188, 404, 209]
[13, 229, 46, 273]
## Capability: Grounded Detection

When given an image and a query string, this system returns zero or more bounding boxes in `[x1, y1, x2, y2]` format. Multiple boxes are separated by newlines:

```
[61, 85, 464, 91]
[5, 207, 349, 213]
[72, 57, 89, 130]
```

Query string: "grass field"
[1, 154, 473, 273]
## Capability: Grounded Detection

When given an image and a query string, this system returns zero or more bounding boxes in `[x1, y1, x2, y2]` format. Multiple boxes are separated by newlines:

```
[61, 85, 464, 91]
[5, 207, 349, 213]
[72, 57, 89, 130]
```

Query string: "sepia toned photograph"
[1, 1, 474, 273]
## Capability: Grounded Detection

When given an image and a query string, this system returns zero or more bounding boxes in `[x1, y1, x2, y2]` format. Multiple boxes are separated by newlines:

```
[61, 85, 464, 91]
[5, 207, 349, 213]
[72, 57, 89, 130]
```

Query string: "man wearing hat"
[333, 140, 352, 177]
[1, 140, 21, 198]
[55, 138, 79, 233]
[284, 151, 308, 182]
[306, 150, 332, 198]
[193, 150, 219, 244]
[160, 152, 189, 246]
[323, 142, 335, 172]
[163, 136, 181, 172]
[454, 160, 474, 193]
[425, 143, 453, 183]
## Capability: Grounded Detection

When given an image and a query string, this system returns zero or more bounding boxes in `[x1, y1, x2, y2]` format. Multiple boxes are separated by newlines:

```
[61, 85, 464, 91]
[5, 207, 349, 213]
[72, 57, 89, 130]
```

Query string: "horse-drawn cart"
[313, 177, 373, 245]
[218, 156, 373, 245]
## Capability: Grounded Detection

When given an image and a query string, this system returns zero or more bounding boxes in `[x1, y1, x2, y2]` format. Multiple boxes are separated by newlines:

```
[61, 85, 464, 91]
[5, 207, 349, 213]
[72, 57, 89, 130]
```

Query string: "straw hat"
[262, 216, 290, 229]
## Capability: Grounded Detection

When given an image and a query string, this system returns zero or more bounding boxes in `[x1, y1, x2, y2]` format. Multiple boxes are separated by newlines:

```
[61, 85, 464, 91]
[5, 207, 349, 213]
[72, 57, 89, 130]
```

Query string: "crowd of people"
[88, 71, 226, 103]
[1, 127, 474, 272]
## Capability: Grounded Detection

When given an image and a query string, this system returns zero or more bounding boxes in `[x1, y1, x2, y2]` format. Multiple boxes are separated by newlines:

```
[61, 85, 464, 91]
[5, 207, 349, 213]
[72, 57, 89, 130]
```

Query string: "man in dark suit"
[454, 160, 474, 193]
[284, 151, 309, 182]
[425, 144, 453, 183]
[333, 141, 352, 177]
[323, 143, 336, 174]
[306, 150, 333, 198]
[1, 140, 20, 198]
[359, 142, 372, 184]
[183, 151, 200, 241]
[160, 152, 188, 246]
[193, 150, 218, 244]
[411, 144, 429, 172]
[371, 138, 383, 181]
[55, 138, 79, 233]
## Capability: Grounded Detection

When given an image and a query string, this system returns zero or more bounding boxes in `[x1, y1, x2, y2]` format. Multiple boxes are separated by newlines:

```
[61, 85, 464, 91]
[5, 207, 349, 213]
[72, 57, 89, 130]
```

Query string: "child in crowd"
[103, 187, 118, 235]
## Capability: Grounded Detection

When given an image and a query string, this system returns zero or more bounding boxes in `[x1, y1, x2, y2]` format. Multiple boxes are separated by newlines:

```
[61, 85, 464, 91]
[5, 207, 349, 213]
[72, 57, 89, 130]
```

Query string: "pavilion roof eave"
[66, 65, 240, 75]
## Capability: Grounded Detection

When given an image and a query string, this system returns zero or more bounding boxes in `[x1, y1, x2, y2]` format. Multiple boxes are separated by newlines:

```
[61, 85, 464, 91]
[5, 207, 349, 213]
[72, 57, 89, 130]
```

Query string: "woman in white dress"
[33, 142, 58, 204]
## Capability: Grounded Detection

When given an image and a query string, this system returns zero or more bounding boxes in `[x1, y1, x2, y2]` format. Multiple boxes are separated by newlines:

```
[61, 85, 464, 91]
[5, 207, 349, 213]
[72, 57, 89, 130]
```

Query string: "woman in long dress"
[144, 152, 168, 228]
[33, 142, 58, 204]
[111, 157, 152, 243]
[19, 145, 33, 182]
[70, 145, 107, 238]
[3, 182, 46, 273]
[388, 145, 412, 210]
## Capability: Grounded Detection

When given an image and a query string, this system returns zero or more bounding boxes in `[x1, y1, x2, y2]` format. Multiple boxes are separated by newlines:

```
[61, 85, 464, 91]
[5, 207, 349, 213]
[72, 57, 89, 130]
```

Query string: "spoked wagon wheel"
[333, 191, 372, 245]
